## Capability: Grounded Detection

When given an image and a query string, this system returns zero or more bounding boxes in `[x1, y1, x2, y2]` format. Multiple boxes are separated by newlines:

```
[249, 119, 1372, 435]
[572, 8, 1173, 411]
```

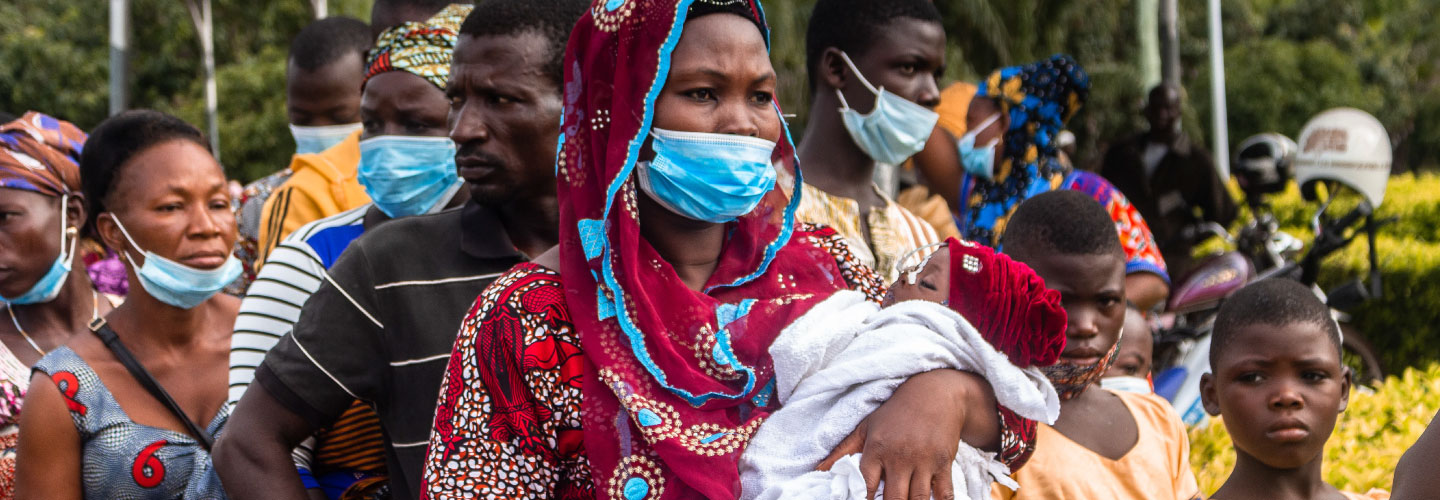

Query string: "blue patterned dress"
[32, 347, 228, 499]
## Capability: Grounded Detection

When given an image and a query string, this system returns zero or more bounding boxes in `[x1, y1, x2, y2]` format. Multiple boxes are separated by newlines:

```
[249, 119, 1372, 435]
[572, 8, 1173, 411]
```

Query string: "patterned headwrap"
[944, 237, 1067, 368]
[556, 0, 865, 497]
[958, 54, 1090, 245]
[363, 4, 473, 91]
[0, 112, 85, 197]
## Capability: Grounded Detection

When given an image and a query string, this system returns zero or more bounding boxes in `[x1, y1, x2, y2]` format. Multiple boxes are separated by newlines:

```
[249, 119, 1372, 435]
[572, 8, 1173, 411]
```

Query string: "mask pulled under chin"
[834, 51, 939, 165]
[109, 215, 242, 309]
[1039, 330, 1123, 401]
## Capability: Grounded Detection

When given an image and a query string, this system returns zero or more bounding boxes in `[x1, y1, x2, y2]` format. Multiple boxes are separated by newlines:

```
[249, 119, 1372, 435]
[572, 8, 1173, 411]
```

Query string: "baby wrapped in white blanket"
[739, 240, 1067, 500]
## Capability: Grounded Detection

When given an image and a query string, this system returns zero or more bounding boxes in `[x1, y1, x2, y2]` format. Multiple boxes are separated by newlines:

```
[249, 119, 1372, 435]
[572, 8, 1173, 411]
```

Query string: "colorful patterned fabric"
[785, 175, 940, 283]
[0, 112, 84, 197]
[364, 4, 472, 91]
[225, 169, 294, 295]
[33, 347, 229, 499]
[0, 339, 28, 499]
[944, 238, 1067, 368]
[422, 225, 889, 499]
[1061, 171, 1170, 282]
[958, 55, 1090, 246]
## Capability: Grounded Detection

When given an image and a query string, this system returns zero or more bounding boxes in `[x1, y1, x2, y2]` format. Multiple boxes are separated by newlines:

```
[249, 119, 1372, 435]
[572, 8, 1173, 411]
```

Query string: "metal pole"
[1137, 0, 1161, 91]
[312, 0, 327, 19]
[1208, 0, 1230, 178]
[108, 0, 129, 116]
[187, 0, 220, 161]
[1160, 0, 1180, 85]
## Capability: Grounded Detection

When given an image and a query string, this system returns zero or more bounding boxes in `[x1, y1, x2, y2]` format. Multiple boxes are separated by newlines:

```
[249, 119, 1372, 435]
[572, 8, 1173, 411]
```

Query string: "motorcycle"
[1152, 114, 1393, 426]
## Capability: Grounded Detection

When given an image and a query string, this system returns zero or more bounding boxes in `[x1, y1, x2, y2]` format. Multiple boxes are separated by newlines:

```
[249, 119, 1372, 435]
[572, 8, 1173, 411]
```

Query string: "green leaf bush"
[1189, 363, 1440, 494]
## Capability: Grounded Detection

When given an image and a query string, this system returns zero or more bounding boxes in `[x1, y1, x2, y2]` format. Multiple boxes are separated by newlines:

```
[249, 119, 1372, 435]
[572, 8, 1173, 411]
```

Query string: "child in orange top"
[1199, 279, 1388, 500]
[990, 190, 1201, 500]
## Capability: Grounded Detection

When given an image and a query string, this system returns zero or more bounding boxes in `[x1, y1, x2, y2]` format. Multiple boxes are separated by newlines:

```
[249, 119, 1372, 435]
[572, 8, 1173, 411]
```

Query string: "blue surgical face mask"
[109, 216, 242, 310]
[290, 123, 362, 155]
[637, 128, 778, 224]
[958, 113, 1002, 180]
[2, 194, 78, 305]
[357, 135, 462, 218]
[835, 52, 939, 165]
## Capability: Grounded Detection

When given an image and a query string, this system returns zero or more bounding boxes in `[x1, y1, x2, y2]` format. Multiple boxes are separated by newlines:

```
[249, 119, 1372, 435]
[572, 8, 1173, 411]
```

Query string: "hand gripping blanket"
[739, 291, 1060, 500]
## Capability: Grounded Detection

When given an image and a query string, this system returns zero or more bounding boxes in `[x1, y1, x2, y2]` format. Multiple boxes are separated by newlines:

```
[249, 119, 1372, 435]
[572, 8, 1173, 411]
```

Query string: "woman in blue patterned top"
[14, 110, 239, 499]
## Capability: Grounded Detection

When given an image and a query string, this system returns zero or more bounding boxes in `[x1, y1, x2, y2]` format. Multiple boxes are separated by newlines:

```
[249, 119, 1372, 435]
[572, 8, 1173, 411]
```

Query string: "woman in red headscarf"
[421, 1, 1032, 499]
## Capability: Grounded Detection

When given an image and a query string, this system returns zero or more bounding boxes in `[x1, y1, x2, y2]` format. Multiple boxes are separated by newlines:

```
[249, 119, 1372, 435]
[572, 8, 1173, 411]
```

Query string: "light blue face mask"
[1, 194, 78, 305]
[958, 113, 1002, 180]
[357, 135, 462, 218]
[637, 128, 778, 224]
[835, 52, 939, 165]
[110, 216, 242, 310]
[290, 123, 362, 155]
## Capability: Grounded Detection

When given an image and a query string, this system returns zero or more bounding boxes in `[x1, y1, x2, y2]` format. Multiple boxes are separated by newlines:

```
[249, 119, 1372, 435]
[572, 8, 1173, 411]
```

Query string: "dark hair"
[79, 110, 208, 236]
[1212, 279, 1342, 364]
[804, 0, 941, 93]
[457, 0, 588, 89]
[371, 0, 454, 35]
[1001, 190, 1123, 258]
[288, 16, 372, 72]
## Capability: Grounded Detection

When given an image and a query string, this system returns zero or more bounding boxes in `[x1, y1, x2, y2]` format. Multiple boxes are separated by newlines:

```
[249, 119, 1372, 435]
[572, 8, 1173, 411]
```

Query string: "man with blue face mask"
[226, 17, 375, 292]
[217, 2, 585, 498]
[792, 0, 959, 284]
[222, 6, 472, 498]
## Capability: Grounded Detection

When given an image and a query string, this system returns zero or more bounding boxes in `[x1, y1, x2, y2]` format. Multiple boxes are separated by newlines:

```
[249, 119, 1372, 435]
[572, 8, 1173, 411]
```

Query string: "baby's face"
[884, 248, 950, 307]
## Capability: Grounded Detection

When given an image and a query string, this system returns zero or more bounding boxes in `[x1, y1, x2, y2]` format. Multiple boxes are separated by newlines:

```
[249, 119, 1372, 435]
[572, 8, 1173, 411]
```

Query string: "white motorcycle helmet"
[1294, 108, 1392, 208]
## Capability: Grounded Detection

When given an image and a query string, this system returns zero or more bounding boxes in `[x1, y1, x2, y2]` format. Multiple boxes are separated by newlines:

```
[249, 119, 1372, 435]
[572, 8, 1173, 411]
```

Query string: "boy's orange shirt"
[992, 390, 1201, 500]
[255, 129, 369, 264]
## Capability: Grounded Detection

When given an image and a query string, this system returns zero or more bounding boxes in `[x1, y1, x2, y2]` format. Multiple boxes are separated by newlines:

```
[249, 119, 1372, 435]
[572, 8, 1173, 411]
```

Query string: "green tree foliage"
[3, 0, 1437, 180]
[0, 0, 369, 183]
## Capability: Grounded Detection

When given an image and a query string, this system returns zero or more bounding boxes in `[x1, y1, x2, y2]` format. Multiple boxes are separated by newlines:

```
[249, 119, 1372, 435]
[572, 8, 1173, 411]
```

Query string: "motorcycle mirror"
[1327, 279, 1371, 311]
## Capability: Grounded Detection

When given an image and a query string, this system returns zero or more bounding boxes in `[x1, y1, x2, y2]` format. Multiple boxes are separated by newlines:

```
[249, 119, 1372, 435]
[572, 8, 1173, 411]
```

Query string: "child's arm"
[1394, 409, 1440, 499]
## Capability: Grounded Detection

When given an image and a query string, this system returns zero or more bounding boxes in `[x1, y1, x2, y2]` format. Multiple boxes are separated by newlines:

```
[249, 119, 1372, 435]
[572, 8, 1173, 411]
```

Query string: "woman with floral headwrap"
[0, 113, 123, 498]
[947, 55, 1171, 311]
[421, 1, 1036, 499]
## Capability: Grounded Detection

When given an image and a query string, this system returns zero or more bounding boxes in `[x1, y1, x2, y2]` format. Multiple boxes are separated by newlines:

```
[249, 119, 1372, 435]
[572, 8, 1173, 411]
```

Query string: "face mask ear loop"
[837, 51, 881, 96]
[105, 214, 146, 267]
[55, 194, 79, 265]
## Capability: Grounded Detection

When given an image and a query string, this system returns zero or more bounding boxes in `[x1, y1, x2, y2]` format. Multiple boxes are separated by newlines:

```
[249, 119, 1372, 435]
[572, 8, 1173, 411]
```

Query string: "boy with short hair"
[1199, 279, 1388, 500]
[992, 190, 1200, 499]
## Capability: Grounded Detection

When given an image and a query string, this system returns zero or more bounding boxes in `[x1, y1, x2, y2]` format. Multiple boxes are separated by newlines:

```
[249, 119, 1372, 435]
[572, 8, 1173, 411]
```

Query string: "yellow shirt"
[256, 130, 369, 264]
[992, 390, 1202, 500]
[782, 174, 940, 283]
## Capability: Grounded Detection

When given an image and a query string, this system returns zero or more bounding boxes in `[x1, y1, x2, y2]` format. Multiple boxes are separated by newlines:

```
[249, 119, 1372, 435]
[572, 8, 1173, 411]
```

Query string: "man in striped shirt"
[215, 3, 579, 499]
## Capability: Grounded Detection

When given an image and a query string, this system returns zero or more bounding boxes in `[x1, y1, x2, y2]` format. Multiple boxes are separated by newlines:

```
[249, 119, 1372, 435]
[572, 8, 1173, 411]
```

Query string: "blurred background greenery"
[4, 1, 1437, 325]
[3, 0, 1438, 184]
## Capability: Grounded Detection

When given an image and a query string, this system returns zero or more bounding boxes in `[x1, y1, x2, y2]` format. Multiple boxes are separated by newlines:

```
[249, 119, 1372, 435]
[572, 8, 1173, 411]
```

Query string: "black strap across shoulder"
[89, 318, 215, 451]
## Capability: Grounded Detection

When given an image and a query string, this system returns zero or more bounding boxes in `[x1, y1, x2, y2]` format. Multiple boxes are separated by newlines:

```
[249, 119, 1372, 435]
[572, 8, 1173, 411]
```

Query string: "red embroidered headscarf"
[557, 0, 855, 498]
[943, 237, 1068, 367]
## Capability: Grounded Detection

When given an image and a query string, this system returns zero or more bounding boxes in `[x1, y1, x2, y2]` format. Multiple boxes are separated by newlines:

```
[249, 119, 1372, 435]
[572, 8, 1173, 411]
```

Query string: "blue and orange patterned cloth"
[953, 56, 1168, 282]
[958, 54, 1090, 246]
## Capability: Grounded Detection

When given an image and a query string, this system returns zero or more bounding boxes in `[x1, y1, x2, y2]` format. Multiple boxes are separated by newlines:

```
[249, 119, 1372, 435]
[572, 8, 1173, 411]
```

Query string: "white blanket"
[739, 291, 1059, 500]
